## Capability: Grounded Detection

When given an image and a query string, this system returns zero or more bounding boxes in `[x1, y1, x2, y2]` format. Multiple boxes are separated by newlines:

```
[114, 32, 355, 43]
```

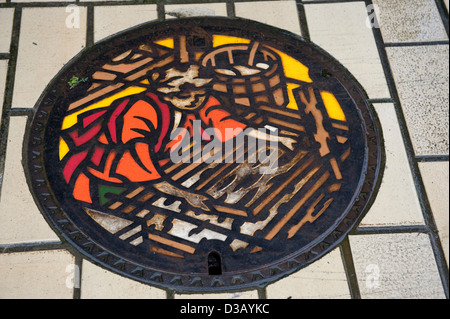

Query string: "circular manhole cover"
[26, 17, 383, 291]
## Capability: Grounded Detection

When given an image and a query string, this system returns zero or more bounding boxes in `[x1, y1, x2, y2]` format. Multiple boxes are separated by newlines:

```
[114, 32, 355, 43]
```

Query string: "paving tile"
[350, 233, 446, 298]
[12, 7, 87, 109]
[175, 290, 258, 299]
[0, 59, 7, 124]
[418, 161, 449, 264]
[0, 250, 74, 299]
[373, 0, 447, 43]
[235, 1, 301, 35]
[386, 45, 449, 156]
[305, 2, 390, 99]
[0, 116, 60, 244]
[266, 248, 350, 299]
[0, 8, 14, 53]
[446, 0, 449, 13]
[94, 5, 158, 43]
[165, 2, 228, 19]
[80, 260, 167, 299]
[12, 0, 71, 2]
[360, 103, 424, 226]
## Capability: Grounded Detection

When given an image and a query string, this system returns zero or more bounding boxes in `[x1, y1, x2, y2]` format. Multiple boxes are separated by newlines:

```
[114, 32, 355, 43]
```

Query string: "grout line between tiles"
[416, 155, 450, 163]
[384, 41, 449, 47]
[226, 0, 235, 18]
[0, 7, 22, 205]
[296, 1, 310, 42]
[86, 5, 94, 47]
[157, 0, 165, 21]
[435, 0, 450, 37]
[339, 238, 361, 299]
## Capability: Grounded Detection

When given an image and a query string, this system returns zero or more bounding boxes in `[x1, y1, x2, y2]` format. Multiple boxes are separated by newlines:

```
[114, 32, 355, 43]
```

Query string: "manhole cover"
[26, 17, 383, 291]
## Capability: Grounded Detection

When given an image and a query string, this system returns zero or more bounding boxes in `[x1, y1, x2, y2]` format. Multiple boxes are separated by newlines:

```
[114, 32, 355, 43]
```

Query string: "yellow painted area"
[286, 83, 301, 110]
[320, 91, 346, 121]
[155, 38, 174, 49]
[59, 137, 69, 160]
[213, 35, 251, 47]
[140, 79, 150, 85]
[270, 47, 313, 83]
[62, 86, 147, 130]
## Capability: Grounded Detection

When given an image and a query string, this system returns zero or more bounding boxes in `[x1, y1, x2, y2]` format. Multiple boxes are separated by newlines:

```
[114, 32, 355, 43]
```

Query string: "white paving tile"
[235, 1, 301, 35]
[12, 7, 87, 109]
[94, 5, 158, 43]
[305, 2, 390, 99]
[0, 117, 60, 244]
[360, 103, 424, 226]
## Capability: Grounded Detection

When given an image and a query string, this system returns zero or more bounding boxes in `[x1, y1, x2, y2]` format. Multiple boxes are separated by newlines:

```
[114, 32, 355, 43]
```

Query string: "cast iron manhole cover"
[26, 17, 383, 291]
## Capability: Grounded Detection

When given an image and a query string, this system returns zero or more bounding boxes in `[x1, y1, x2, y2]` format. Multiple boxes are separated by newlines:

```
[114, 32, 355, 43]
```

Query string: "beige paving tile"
[373, 0, 447, 43]
[235, 1, 301, 35]
[0, 116, 60, 245]
[266, 248, 350, 299]
[386, 45, 449, 156]
[80, 259, 167, 299]
[12, 0, 71, 2]
[446, 0, 449, 13]
[165, 2, 228, 19]
[175, 290, 258, 299]
[360, 103, 424, 226]
[12, 7, 87, 109]
[0, 250, 74, 299]
[94, 5, 158, 43]
[349, 233, 446, 299]
[418, 161, 449, 264]
[0, 8, 14, 53]
[305, 2, 390, 99]
[0, 59, 7, 124]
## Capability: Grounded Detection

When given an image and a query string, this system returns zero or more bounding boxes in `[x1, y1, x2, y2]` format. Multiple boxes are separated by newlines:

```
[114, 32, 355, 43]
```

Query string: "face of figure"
[154, 64, 212, 110]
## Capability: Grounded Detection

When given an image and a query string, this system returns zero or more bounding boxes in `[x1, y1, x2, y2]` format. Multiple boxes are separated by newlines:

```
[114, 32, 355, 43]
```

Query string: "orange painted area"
[135, 142, 161, 179]
[122, 100, 158, 143]
[116, 150, 160, 182]
[73, 173, 92, 203]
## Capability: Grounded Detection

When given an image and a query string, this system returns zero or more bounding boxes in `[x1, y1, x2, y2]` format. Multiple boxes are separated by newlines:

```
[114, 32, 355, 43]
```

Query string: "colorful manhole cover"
[26, 17, 383, 291]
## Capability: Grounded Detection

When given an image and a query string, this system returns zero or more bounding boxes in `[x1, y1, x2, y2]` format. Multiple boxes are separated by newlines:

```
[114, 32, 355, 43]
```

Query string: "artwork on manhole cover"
[26, 18, 383, 291]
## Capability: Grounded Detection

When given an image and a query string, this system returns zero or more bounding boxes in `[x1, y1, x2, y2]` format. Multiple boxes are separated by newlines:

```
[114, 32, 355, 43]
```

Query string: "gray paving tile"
[386, 45, 449, 156]
[373, 0, 448, 43]
[305, 2, 390, 99]
[349, 233, 446, 299]
[418, 161, 449, 264]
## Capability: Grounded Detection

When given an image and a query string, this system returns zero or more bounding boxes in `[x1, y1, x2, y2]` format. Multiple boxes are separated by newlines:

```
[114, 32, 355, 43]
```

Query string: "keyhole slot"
[208, 251, 222, 275]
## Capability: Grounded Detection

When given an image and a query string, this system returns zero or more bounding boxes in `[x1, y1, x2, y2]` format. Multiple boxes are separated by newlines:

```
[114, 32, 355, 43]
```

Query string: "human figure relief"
[60, 61, 296, 204]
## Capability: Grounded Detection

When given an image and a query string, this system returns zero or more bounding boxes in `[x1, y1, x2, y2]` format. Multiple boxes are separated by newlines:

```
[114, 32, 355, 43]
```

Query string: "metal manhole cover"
[26, 17, 383, 291]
